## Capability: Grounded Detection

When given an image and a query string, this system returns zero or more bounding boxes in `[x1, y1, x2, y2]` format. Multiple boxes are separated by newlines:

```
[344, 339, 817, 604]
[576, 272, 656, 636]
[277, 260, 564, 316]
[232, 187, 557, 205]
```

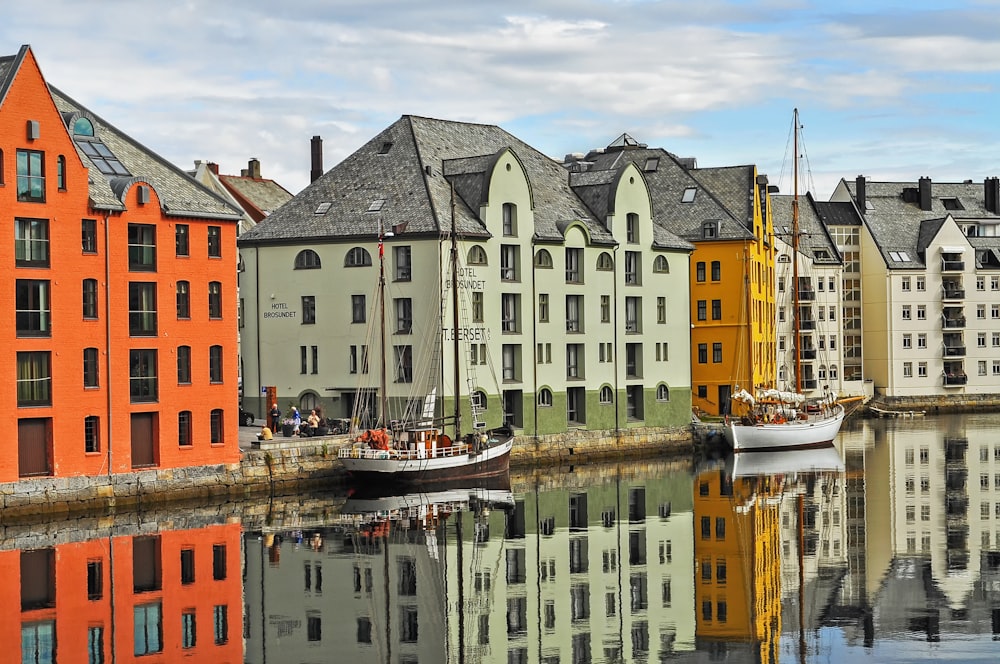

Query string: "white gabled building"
[238, 116, 694, 437]
[830, 176, 1000, 401]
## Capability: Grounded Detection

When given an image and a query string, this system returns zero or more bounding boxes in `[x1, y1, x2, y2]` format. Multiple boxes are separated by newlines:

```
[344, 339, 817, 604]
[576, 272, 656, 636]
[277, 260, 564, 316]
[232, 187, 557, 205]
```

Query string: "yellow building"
[567, 141, 775, 416]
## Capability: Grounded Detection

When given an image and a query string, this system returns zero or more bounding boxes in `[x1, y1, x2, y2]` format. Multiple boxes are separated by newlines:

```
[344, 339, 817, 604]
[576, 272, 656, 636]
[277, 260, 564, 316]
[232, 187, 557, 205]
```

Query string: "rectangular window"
[176, 281, 190, 319]
[566, 294, 582, 332]
[918, 362, 927, 377]
[712, 342, 722, 364]
[301, 346, 308, 374]
[901, 305, 911, 320]
[17, 351, 51, 406]
[311, 346, 318, 374]
[209, 345, 223, 383]
[393, 245, 411, 281]
[916, 276, 925, 291]
[711, 299, 721, 320]
[501, 244, 518, 281]
[128, 282, 158, 336]
[352, 295, 366, 323]
[207, 226, 221, 258]
[182, 612, 196, 649]
[711, 261, 721, 281]
[502, 293, 520, 333]
[472, 291, 484, 323]
[394, 345, 413, 383]
[565, 248, 582, 283]
[624, 251, 640, 285]
[601, 295, 611, 323]
[538, 293, 549, 322]
[697, 300, 706, 321]
[903, 361, 912, 378]
[695, 261, 705, 282]
[657, 296, 666, 324]
[349, 345, 369, 374]
[213, 605, 228, 645]
[902, 334, 911, 349]
[177, 346, 191, 384]
[16, 149, 45, 202]
[175, 224, 189, 256]
[213, 544, 227, 580]
[127, 224, 157, 271]
[698, 344, 707, 364]
[302, 295, 316, 324]
[134, 603, 163, 655]
[208, 282, 222, 319]
[625, 296, 640, 333]
[129, 349, 158, 402]
[917, 305, 926, 320]
[85, 416, 100, 453]
[87, 560, 103, 599]
[567, 344, 583, 379]
[82, 219, 98, 253]
[84, 347, 99, 388]
[901, 276, 910, 291]
[395, 297, 412, 334]
[178, 411, 193, 446]
[15, 218, 49, 266]
[210, 409, 224, 444]
[918, 333, 926, 348]
[16, 279, 50, 336]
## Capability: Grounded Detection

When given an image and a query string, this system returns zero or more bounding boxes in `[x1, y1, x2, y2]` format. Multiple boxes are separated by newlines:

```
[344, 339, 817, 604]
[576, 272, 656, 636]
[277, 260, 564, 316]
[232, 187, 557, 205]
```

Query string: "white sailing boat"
[338, 186, 514, 483]
[724, 109, 846, 452]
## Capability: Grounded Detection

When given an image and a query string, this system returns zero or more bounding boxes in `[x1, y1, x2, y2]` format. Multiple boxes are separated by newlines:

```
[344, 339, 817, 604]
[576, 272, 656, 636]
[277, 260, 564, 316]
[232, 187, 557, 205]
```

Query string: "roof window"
[315, 202, 332, 214]
[367, 199, 385, 212]
[682, 187, 697, 203]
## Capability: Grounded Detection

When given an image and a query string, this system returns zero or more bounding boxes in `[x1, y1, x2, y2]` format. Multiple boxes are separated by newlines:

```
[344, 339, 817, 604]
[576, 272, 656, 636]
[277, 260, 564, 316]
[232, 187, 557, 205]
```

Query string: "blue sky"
[5, 1, 999, 198]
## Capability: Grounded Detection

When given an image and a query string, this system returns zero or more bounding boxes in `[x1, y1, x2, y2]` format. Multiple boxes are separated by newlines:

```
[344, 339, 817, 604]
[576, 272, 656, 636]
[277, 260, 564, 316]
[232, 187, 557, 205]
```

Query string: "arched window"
[702, 220, 720, 239]
[778, 365, 787, 381]
[534, 249, 553, 268]
[537, 388, 552, 407]
[829, 364, 839, 379]
[656, 384, 670, 401]
[467, 246, 488, 265]
[653, 255, 669, 273]
[777, 254, 791, 263]
[210, 408, 224, 444]
[596, 252, 614, 271]
[818, 365, 827, 380]
[295, 249, 322, 269]
[300, 391, 319, 413]
[599, 385, 613, 404]
[73, 117, 95, 137]
[473, 390, 487, 410]
[345, 247, 372, 267]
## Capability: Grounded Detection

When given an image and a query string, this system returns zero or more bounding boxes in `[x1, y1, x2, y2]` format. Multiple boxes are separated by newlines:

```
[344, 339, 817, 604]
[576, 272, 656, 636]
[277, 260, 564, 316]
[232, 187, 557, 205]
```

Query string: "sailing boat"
[724, 108, 845, 452]
[337, 186, 514, 483]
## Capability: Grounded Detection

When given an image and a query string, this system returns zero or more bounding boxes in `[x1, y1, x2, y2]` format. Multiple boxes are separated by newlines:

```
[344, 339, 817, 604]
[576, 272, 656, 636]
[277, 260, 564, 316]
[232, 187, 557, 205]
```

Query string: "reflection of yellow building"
[693, 463, 782, 660]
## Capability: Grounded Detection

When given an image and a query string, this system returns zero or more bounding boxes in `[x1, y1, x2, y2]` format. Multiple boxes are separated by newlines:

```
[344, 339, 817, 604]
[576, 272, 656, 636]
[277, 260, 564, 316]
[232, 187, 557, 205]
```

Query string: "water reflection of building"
[4, 522, 242, 662]
[243, 463, 696, 662]
[693, 458, 782, 661]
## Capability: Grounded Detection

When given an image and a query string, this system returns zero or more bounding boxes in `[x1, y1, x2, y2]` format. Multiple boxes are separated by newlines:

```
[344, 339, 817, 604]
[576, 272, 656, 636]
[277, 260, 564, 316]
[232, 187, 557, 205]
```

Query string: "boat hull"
[724, 405, 844, 452]
[338, 437, 512, 485]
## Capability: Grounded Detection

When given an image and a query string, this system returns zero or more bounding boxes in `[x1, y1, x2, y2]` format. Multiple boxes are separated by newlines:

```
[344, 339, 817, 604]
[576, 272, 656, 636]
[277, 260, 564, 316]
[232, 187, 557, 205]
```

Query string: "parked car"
[240, 406, 255, 427]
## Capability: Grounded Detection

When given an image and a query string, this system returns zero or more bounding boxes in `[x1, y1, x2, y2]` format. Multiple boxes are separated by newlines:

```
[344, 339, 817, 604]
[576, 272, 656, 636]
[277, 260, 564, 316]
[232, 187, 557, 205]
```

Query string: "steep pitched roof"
[218, 171, 294, 221]
[239, 115, 619, 246]
[771, 193, 842, 265]
[688, 165, 756, 228]
[569, 144, 753, 243]
[843, 178, 1000, 268]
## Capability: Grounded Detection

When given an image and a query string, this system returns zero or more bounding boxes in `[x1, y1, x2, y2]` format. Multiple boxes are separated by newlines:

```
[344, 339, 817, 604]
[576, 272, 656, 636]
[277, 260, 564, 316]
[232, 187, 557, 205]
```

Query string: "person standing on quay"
[270, 403, 281, 431]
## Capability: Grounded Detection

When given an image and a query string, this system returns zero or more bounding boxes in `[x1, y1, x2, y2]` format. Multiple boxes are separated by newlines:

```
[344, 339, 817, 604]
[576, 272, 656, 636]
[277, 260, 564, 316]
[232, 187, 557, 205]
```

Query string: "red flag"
[378, 238, 384, 258]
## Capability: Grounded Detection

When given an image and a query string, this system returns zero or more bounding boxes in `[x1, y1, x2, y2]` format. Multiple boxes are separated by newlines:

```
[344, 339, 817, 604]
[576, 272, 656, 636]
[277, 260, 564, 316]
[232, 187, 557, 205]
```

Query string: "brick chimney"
[311, 136, 323, 183]
[247, 158, 261, 179]
[855, 175, 866, 213]
[208, 162, 219, 175]
[918, 176, 932, 211]
[985, 177, 1000, 214]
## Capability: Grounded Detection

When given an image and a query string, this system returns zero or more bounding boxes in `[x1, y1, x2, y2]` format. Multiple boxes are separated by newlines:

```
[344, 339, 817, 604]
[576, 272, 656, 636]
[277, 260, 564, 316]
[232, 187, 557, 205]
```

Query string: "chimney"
[248, 158, 261, 179]
[855, 175, 866, 213]
[208, 162, 219, 175]
[918, 176, 932, 211]
[985, 177, 1000, 214]
[311, 136, 323, 183]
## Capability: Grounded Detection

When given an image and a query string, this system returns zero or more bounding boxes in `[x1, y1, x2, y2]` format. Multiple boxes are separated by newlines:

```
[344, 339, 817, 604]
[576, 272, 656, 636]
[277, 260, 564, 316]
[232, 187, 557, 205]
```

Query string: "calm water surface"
[7, 413, 1000, 663]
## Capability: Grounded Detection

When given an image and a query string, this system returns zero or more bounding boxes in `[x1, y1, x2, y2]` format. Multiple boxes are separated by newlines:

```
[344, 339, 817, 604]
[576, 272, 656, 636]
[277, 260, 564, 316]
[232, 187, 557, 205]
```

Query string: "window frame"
[16, 149, 45, 203]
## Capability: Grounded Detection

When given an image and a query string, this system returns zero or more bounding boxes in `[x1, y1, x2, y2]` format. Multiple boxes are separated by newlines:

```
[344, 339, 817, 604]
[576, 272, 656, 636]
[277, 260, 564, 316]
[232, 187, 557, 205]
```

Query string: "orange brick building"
[1, 45, 241, 482]
[2, 523, 243, 662]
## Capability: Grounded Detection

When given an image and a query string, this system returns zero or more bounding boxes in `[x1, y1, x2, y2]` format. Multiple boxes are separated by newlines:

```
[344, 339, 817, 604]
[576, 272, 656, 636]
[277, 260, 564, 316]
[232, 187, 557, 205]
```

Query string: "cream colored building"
[238, 116, 694, 436]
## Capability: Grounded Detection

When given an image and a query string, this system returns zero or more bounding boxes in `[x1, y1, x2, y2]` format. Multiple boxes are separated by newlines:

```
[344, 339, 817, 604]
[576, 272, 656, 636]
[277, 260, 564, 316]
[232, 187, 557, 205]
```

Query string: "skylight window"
[865, 200, 875, 211]
[367, 199, 385, 212]
[644, 157, 659, 172]
[77, 139, 130, 176]
[888, 251, 911, 262]
[682, 187, 697, 203]
[314, 202, 332, 214]
[377, 142, 393, 155]
[942, 198, 964, 211]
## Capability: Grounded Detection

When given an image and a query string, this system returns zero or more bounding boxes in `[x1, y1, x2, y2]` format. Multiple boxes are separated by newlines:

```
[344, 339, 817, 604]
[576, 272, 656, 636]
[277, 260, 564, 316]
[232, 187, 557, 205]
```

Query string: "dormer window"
[73, 117, 95, 137]
[377, 141, 393, 155]
[702, 220, 720, 239]
[942, 198, 963, 211]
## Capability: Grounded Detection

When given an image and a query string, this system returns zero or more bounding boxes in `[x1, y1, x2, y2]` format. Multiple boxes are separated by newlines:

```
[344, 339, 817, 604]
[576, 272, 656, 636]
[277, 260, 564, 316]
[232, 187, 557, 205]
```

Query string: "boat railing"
[338, 443, 473, 460]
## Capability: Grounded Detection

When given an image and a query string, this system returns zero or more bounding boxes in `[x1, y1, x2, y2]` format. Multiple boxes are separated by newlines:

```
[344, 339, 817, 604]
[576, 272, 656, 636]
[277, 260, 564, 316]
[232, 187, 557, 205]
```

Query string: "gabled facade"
[238, 116, 694, 436]
[189, 158, 294, 235]
[1, 45, 242, 483]
[566, 141, 776, 416]
[831, 176, 1000, 399]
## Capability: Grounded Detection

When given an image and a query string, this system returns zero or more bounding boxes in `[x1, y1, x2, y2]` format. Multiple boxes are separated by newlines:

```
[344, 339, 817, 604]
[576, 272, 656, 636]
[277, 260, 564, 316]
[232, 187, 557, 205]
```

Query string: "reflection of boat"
[337, 186, 513, 483]
[728, 443, 844, 478]
[725, 109, 845, 452]
[341, 478, 515, 529]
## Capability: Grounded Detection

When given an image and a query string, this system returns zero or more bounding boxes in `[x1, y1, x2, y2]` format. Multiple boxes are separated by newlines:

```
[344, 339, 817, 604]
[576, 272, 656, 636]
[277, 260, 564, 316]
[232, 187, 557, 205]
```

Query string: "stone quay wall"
[873, 393, 1000, 413]
[0, 426, 692, 519]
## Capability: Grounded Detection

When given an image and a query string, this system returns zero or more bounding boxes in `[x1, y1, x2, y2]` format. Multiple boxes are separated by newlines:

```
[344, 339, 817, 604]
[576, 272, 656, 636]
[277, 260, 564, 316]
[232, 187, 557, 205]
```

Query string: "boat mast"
[450, 185, 462, 439]
[378, 219, 389, 427]
[792, 108, 802, 394]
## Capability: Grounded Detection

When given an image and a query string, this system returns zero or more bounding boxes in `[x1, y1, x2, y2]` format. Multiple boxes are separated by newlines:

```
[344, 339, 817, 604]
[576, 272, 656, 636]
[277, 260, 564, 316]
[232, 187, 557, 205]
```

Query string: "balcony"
[798, 289, 816, 302]
[802, 379, 819, 390]
[943, 344, 966, 357]
[799, 319, 817, 331]
[943, 373, 968, 386]
[799, 348, 817, 360]
[941, 259, 965, 272]
[942, 284, 966, 299]
[942, 316, 966, 329]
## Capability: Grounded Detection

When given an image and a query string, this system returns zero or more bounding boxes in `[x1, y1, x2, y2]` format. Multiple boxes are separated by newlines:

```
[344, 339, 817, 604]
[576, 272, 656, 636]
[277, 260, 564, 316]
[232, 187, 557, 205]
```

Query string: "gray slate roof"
[238, 115, 691, 251]
[771, 193, 843, 265]
[843, 178, 1000, 269]
[219, 173, 294, 217]
[2, 45, 241, 222]
[571, 144, 754, 243]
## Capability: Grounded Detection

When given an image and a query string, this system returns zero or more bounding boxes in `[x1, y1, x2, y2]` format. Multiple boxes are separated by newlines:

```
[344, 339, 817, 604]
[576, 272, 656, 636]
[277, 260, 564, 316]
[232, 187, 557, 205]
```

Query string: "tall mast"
[378, 220, 389, 426]
[792, 108, 802, 394]
[450, 185, 462, 438]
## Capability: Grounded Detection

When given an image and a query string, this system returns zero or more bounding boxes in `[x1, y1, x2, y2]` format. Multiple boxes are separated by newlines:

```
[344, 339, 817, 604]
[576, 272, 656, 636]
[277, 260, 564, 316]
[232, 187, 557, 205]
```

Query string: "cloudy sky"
[6, 1, 999, 198]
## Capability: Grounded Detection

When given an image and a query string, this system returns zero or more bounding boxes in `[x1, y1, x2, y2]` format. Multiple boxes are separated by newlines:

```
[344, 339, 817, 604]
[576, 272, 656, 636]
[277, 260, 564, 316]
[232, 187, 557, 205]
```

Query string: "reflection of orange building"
[1, 45, 240, 483]
[693, 462, 782, 660]
[1, 523, 242, 662]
